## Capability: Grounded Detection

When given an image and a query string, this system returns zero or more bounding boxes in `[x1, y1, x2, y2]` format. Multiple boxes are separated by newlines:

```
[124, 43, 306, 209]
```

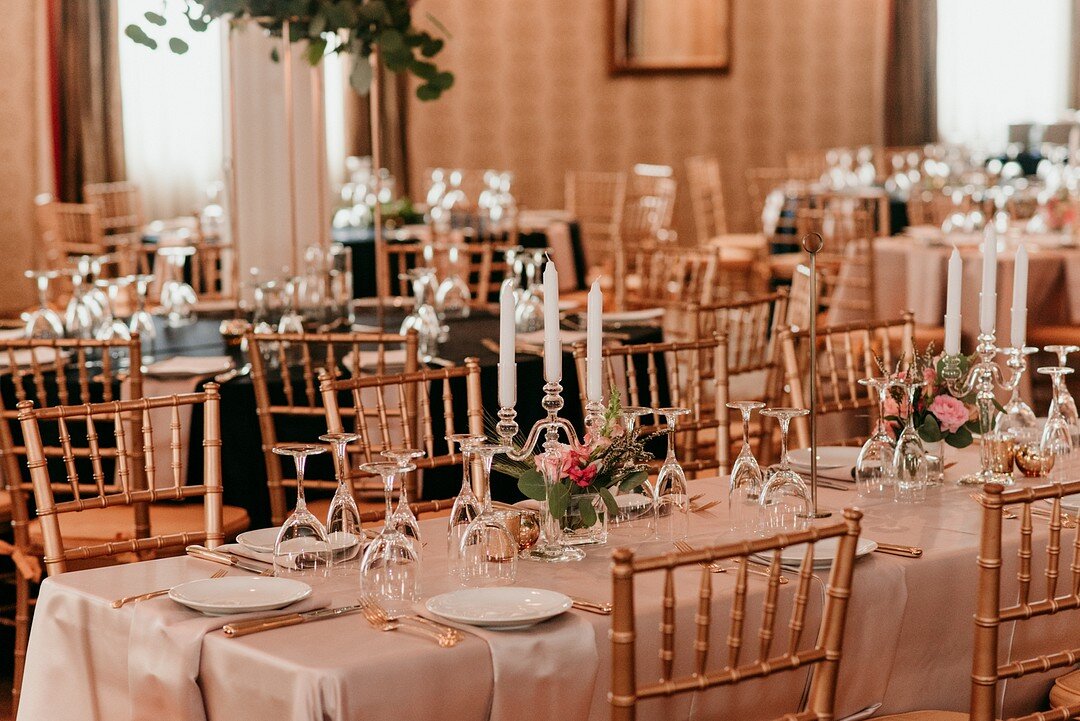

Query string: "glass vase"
[560, 492, 609, 546]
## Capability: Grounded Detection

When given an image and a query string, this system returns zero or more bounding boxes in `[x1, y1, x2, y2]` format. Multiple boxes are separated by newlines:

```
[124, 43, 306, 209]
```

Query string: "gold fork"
[969, 493, 1018, 520]
[357, 598, 460, 647]
[1031, 506, 1079, 529]
[673, 541, 787, 584]
[360, 594, 465, 643]
[111, 569, 228, 609]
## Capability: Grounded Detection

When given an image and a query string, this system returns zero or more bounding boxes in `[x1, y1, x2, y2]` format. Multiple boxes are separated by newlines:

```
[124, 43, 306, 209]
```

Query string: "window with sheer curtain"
[937, 0, 1072, 151]
[117, 0, 224, 220]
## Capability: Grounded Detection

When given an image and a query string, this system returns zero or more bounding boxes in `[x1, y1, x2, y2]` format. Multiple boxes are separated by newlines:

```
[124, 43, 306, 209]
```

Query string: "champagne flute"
[654, 407, 692, 541]
[272, 443, 333, 575]
[381, 447, 427, 548]
[726, 401, 765, 532]
[319, 433, 363, 566]
[359, 461, 420, 611]
[758, 408, 812, 529]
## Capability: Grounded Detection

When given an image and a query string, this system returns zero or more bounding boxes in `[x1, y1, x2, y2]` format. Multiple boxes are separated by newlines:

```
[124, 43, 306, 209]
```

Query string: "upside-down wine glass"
[61, 268, 94, 339]
[1045, 345, 1080, 445]
[889, 378, 931, 499]
[157, 245, 198, 326]
[459, 441, 518, 583]
[127, 274, 157, 352]
[855, 377, 897, 496]
[654, 407, 692, 541]
[277, 276, 305, 334]
[359, 461, 420, 611]
[522, 446, 585, 563]
[758, 407, 812, 529]
[23, 271, 64, 339]
[995, 346, 1039, 436]
[95, 279, 132, 342]
[272, 443, 333, 575]
[1040, 366, 1075, 481]
[319, 433, 363, 566]
[434, 244, 472, 319]
[381, 447, 427, 549]
[727, 401, 765, 532]
[445, 433, 486, 578]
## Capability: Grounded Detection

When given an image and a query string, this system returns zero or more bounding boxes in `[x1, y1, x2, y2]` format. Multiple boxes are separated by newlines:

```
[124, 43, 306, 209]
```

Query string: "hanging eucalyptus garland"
[125, 0, 453, 100]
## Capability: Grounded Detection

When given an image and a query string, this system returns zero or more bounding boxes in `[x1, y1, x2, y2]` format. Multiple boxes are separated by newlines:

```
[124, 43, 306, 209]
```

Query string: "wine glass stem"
[480, 455, 494, 512]
[37, 278, 48, 307]
[294, 455, 308, 512]
[666, 418, 676, 462]
[460, 450, 472, 495]
[383, 472, 396, 531]
[778, 417, 791, 471]
[741, 410, 751, 449]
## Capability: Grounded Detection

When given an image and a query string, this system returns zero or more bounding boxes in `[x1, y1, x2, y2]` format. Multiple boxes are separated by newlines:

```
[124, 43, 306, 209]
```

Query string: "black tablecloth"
[332, 223, 587, 298]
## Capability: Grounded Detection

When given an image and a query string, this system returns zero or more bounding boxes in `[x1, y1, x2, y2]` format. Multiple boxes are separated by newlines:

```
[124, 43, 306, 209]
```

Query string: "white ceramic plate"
[237, 527, 360, 555]
[788, 446, 861, 471]
[1045, 495, 1080, 513]
[753, 537, 877, 569]
[169, 576, 312, 616]
[602, 308, 664, 324]
[425, 587, 572, 630]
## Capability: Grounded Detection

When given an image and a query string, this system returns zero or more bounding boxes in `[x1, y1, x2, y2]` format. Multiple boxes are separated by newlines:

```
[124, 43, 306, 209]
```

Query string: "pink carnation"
[928, 394, 968, 434]
[533, 444, 573, 477]
[568, 462, 599, 488]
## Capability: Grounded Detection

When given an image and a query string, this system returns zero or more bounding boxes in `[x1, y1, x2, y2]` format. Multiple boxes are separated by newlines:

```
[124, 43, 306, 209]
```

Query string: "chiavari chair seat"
[320, 357, 485, 501]
[245, 329, 420, 524]
[876, 481, 1080, 721]
[608, 508, 863, 721]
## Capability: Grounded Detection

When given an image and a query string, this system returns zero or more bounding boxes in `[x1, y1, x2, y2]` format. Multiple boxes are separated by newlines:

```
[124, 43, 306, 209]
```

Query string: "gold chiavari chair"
[565, 170, 627, 275]
[384, 241, 432, 300]
[686, 155, 728, 243]
[246, 329, 419, 525]
[877, 481, 1080, 721]
[572, 335, 730, 476]
[630, 164, 676, 230]
[320, 358, 485, 500]
[83, 181, 147, 273]
[35, 202, 115, 273]
[609, 507, 864, 721]
[797, 205, 877, 322]
[780, 313, 915, 449]
[628, 247, 718, 310]
[18, 384, 239, 577]
[692, 290, 790, 463]
[188, 236, 235, 302]
[623, 175, 676, 248]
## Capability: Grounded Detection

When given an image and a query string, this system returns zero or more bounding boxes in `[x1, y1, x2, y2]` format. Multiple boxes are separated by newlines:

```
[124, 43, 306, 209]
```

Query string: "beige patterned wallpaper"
[407, 0, 888, 239]
[0, 0, 49, 315]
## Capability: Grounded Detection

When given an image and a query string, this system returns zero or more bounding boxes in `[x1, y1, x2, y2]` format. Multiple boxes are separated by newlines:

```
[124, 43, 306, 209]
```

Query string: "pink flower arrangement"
[927, 394, 968, 434]
[883, 346, 978, 449]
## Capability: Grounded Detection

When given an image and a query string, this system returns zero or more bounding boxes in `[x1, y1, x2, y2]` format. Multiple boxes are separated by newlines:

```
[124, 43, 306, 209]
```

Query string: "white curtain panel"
[936, 0, 1071, 152]
[117, 0, 224, 220]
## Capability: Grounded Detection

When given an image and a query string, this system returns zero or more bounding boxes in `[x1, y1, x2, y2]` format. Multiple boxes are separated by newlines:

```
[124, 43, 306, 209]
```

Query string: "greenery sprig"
[124, 0, 453, 100]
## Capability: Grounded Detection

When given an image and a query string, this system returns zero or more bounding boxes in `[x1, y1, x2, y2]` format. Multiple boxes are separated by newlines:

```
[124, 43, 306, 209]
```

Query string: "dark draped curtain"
[51, 0, 126, 202]
[884, 0, 938, 146]
[344, 61, 410, 196]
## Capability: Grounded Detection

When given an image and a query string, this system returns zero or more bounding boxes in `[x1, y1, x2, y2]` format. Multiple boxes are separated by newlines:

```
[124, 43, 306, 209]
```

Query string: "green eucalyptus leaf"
[517, 469, 546, 502]
[619, 469, 649, 493]
[349, 55, 373, 94]
[169, 37, 189, 54]
[305, 37, 327, 65]
[415, 82, 439, 101]
[421, 36, 444, 57]
[144, 11, 167, 26]
[187, 15, 210, 32]
[434, 71, 454, 90]
[411, 59, 438, 80]
[948, 425, 973, 448]
[917, 415, 943, 442]
[577, 497, 597, 527]
[547, 482, 571, 521]
[596, 486, 619, 518]
[124, 24, 158, 50]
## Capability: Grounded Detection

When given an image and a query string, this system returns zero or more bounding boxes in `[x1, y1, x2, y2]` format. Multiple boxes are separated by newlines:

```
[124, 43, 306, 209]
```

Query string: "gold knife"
[223, 604, 363, 637]
[873, 543, 923, 558]
[186, 545, 274, 575]
[570, 597, 613, 615]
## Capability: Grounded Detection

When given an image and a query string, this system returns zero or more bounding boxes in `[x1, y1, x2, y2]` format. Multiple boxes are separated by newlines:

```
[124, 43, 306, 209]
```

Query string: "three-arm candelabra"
[939, 331, 1027, 486]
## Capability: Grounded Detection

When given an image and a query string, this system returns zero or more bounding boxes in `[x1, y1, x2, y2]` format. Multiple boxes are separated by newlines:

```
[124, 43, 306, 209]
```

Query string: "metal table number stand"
[803, 232, 831, 519]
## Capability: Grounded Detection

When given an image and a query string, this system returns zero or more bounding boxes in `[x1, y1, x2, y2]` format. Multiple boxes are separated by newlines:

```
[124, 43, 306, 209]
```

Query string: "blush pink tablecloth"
[18, 445, 1080, 721]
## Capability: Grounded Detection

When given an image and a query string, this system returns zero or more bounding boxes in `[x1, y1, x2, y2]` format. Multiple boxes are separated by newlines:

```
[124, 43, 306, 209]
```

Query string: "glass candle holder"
[983, 432, 1016, 476]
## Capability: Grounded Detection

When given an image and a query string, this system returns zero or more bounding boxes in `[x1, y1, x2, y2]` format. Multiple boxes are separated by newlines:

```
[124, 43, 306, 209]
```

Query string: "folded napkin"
[517, 329, 588, 347]
[0, 347, 57, 368]
[128, 585, 327, 721]
[418, 607, 598, 721]
[144, 355, 233, 377]
[339, 348, 409, 372]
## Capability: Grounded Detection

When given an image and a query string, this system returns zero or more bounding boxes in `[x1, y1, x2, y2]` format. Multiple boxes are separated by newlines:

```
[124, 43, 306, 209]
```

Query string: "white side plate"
[788, 446, 861, 471]
[169, 577, 312, 616]
[238, 527, 359, 555]
[753, 537, 878, 569]
[425, 587, 572, 630]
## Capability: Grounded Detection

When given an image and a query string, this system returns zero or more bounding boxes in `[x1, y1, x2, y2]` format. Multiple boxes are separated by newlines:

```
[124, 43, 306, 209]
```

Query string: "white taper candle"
[944, 246, 962, 356]
[543, 261, 561, 382]
[1010, 244, 1028, 349]
[586, 279, 603, 402]
[979, 225, 997, 335]
[498, 278, 516, 407]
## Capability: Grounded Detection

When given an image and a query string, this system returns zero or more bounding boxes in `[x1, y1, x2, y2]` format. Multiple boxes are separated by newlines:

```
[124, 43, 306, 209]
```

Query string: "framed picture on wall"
[610, 0, 732, 74]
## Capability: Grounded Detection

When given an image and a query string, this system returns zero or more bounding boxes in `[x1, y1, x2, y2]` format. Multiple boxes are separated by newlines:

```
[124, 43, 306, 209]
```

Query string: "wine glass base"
[956, 470, 1015, 486]
[520, 544, 585, 563]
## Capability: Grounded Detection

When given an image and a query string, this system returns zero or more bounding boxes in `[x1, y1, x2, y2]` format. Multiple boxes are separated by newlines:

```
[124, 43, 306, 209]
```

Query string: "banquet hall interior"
[5, 0, 1080, 719]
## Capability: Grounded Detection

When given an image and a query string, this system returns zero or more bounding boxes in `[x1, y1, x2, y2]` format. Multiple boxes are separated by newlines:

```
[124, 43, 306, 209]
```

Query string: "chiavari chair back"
[565, 170, 627, 272]
[18, 384, 230, 577]
[686, 155, 728, 242]
[629, 247, 718, 309]
[36, 202, 111, 272]
[609, 508, 863, 721]
[797, 205, 877, 321]
[83, 181, 145, 241]
[779, 313, 914, 449]
[320, 357, 485, 499]
[622, 177, 676, 248]
[0, 336, 142, 708]
[384, 241, 432, 299]
[630, 164, 676, 229]
[188, 237, 235, 301]
[572, 335, 730, 476]
[246, 329, 419, 524]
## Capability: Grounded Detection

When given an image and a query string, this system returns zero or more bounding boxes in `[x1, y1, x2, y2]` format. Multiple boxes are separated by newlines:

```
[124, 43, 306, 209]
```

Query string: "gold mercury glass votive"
[495, 508, 540, 551]
[1014, 441, 1056, 477]
[983, 432, 1016, 475]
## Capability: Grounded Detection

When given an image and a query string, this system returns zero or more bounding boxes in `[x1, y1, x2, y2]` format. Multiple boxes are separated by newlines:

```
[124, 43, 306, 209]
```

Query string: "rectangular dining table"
[17, 446, 1077, 721]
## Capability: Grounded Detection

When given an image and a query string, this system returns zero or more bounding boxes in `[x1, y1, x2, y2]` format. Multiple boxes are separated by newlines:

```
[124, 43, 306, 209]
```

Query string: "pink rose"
[533, 443, 573, 477]
[928, 394, 968, 434]
[568, 462, 599, 488]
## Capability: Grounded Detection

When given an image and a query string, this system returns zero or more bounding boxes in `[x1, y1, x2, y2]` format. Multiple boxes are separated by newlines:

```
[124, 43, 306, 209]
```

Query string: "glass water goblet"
[654, 407, 692, 541]
[277, 276, 306, 334]
[381, 447, 427, 548]
[514, 252, 544, 332]
[889, 379, 929, 501]
[359, 462, 420, 611]
[995, 346, 1039, 436]
[619, 405, 656, 498]
[157, 246, 198, 326]
[319, 432, 363, 566]
[855, 377, 897, 496]
[61, 268, 94, 339]
[726, 401, 765, 532]
[434, 244, 472, 319]
[23, 271, 64, 339]
[1040, 366, 1075, 480]
[522, 447, 585, 563]
[127, 274, 157, 346]
[399, 268, 444, 361]
[459, 441, 519, 584]
[445, 433, 486, 577]
[272, 443, 333, 575]
[1044, 346, 1080, 445]
[758, 408, 812, 529]
[95, 279, 132, 341]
